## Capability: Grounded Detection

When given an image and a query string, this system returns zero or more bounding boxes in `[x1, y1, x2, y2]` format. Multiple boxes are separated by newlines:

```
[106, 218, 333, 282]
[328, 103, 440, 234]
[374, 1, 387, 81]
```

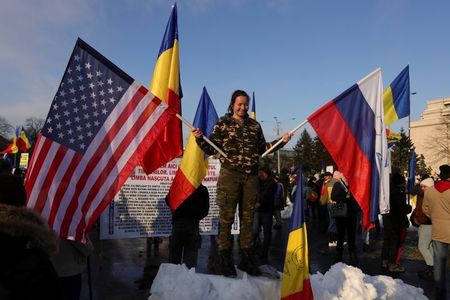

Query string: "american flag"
[25, 39, 172, 241]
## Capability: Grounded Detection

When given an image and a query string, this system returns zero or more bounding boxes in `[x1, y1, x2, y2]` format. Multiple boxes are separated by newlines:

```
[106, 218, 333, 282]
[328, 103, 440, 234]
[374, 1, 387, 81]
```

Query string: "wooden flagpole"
[261, 119, 308, 158]
[176, 113, 227, 158]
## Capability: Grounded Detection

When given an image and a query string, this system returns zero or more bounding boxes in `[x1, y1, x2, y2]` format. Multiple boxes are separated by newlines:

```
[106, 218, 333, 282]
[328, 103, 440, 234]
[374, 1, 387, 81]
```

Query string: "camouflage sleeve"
[195, 122, 222, 155]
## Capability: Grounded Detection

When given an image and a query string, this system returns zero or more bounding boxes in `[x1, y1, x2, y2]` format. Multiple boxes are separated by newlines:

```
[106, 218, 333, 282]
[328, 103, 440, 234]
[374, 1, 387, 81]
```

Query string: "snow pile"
[149, 263, 280, 300]
[149, 263, 427, 300]
[311, 263, 427, 300]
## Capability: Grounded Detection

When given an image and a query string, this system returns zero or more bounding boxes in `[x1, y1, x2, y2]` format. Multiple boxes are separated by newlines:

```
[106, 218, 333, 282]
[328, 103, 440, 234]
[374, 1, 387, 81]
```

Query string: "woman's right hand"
[192, 128, 203, 138]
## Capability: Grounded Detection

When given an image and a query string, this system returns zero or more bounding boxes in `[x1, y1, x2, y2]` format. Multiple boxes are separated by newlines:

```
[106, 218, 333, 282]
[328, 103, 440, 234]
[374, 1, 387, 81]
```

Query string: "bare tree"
[423, 116, 450, 170]
[24, 117, 45, 147]
[0, 115, 14, 138]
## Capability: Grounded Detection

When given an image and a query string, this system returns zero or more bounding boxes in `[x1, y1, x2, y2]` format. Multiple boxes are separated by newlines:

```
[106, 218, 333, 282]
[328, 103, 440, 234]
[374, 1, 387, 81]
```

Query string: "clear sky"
[1, 0, 449, 146]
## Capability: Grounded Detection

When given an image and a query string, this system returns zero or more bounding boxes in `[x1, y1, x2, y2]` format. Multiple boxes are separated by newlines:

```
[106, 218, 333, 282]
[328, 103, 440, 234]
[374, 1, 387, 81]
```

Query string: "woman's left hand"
[282, 132, 293, 142]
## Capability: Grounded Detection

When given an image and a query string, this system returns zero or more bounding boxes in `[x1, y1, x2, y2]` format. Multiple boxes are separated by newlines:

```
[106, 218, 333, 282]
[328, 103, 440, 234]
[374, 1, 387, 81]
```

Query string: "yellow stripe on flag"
[281, 226, 310, 298]
[383, 86, 399, 126]
[150, 40, 180, 101]
[179, 134, 209, 188]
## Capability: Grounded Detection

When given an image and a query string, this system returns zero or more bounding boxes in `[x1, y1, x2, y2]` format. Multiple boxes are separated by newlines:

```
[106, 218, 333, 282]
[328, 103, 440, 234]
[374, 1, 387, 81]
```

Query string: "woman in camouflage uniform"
[192, 90, 291, 277]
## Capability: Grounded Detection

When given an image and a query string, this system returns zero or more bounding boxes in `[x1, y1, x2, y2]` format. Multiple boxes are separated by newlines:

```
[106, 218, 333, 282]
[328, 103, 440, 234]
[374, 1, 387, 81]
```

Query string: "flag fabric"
[0, 143, 18, 155]
[140, 4, 183, 174]
[408, 150, 416, 193]
[16, 127, 31, 152]
[166, 87, 218, 211]
[383, 65, 410, 126]
[307, 68, 390, 230]
[386, 128, 401, 149]
[281, 167, 314, 300]
[25, 38, 172, 242]
[0, 132, 18, 155]
[251, 91, 256, 120]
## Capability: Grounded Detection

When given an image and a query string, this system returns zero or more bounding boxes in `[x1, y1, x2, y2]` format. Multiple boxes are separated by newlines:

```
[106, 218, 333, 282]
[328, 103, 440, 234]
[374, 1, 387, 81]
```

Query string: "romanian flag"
[251, 91, 256, 120]
[166, 87, 218, 211]
[0, 132, 18, 155]
[0, 143, 18, 155]
[383, 65, 410, 126]
[386, 128, 401, 149]
[16, 127, 31, 152]
[281, 168, 314, 300]
[308, 68, 390, 229]
[140, 4, 183, 174]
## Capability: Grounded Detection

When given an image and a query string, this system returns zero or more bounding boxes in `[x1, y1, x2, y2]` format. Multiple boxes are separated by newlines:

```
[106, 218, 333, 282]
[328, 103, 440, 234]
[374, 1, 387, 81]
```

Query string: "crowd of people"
[0, 89, 449, 300]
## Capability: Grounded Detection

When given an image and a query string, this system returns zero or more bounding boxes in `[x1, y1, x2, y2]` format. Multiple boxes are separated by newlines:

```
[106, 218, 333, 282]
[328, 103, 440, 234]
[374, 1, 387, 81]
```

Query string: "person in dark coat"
[254, 166, 277, 264]
[381, 172, 411, 273]
[0, 158, 26, 207]
[330, 173, 359, 265]
[0, 203, 63, 299]
[167, 184, 209, 269]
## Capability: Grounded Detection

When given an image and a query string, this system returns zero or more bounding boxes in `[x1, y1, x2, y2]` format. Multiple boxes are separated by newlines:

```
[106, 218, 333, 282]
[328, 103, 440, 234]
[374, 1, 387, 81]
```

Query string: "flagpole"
[357, 67, 381, 85]
[175, 113, 227, 158]
[261, 119, 308, 158]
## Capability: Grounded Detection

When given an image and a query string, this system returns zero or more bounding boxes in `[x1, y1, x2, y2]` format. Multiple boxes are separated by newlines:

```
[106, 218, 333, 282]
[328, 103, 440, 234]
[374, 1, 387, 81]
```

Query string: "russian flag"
[307, 68, 389, 230]
[281, 167, 314, 300]
[166, 87, 218, 211]
[140, 3, 183, 174]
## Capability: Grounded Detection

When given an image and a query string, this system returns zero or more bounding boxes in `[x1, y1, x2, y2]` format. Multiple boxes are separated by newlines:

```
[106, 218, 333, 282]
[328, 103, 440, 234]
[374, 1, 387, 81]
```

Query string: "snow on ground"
[311, 263, 427, 300]
[149, 263, 427, 300]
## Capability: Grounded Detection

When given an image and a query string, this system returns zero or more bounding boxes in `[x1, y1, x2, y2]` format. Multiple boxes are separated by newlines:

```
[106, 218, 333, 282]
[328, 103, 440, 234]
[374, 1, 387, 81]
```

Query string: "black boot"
[219, 249, 237, 277]
[237, 248, 261, 276]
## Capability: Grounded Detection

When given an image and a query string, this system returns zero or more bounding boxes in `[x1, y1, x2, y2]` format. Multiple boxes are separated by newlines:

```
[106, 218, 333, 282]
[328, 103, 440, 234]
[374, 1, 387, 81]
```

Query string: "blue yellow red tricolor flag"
[166, 87, 218, 211]
[16, 127, 31, 152]
[386, 128, 401, 149]
[140, 4, 183, 174]
[383, 65, 410, 126]
[0, 131, 18, 155]
[251, 91, 256, 120]
[281, 168, 314, 300]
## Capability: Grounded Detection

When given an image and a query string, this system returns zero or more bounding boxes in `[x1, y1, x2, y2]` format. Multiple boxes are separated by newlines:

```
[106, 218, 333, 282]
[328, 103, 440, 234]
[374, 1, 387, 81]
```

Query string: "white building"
[410, 97, 450, 175]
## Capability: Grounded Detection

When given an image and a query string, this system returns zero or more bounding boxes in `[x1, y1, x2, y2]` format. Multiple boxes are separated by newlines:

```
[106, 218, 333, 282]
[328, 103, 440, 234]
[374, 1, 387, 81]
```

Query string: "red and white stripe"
[26, 82, 171, 241]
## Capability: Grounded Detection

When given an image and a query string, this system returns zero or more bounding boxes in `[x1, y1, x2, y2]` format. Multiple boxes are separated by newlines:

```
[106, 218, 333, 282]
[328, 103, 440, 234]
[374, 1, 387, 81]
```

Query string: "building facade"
[410, 97, 450, 175]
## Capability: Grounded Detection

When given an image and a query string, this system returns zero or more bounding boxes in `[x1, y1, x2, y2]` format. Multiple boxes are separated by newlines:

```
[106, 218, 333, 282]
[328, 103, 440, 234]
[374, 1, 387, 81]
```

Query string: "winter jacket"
[50, 238, 94, 278]
[330, 181, 360, 217]
[257, 176, 277, 213]
[196, 114, 285, 174]
[386, 184, 411, 229]
[0, 203, 62, 299]
[411, 193, 431, 226]
[423, 180, 450, 243]
[319, 178, 338, 205]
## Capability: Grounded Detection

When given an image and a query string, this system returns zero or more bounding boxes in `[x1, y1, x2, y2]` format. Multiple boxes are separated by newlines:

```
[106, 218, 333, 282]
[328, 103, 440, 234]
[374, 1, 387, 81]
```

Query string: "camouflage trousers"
[216, 167, 258, 251]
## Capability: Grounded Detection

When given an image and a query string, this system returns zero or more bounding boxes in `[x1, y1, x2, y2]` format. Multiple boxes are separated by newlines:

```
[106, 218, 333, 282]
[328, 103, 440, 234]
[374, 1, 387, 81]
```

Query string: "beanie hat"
[420, 178, 434, 187]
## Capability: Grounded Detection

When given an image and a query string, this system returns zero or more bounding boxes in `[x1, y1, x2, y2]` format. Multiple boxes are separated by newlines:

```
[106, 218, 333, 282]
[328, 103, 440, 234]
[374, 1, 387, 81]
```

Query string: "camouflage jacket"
[196, 114, 286, 174]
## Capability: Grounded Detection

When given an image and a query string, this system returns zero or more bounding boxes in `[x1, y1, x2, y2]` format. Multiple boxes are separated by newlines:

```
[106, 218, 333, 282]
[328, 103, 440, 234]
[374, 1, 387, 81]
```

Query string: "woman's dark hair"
[227, 90, 249, 114]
